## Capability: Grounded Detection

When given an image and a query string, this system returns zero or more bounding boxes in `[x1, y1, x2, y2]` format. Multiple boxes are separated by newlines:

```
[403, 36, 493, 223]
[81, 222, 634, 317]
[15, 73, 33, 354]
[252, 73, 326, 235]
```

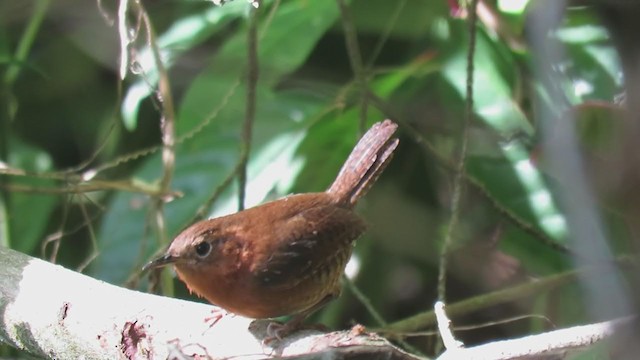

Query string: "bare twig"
[382, 256, 638, 335]
[335, 0, 369, 134]
[117, 0, 131, 79]
[366, 0, 408, 68]
[260, 0, 281, 39]
[344, 276, 387, 327]
[75, 195, 100, 272]
[437, 316, 634, 360]
[3, 0, 50, 87]
[437, 0, 480, 302]
[133, 0, 178, 297]
[435, 301, 464, 350]
[237, 5, 260, 211]
[0, 179, 175, 197]
[399, 314, 553, 338]
[135, 6, 176, 195]
[41, 196, 71, 263]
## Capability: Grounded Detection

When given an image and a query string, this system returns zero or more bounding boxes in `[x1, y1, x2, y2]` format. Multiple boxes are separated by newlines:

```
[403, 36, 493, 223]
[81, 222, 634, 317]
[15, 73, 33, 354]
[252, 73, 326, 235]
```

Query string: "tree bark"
[0, 246, 633, 359]
[0, 246, 415, 359]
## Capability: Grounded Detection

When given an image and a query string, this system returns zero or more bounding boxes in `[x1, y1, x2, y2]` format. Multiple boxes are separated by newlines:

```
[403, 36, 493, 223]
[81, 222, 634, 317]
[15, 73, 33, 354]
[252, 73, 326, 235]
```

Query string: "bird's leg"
[202, 307, 232, 334]
[265, 291, 339, 341]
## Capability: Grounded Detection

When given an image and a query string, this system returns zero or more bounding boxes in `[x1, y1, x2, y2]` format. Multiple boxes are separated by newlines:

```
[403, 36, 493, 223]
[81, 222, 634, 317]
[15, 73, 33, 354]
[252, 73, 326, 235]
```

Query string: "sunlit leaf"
[93, 0, 343, 283]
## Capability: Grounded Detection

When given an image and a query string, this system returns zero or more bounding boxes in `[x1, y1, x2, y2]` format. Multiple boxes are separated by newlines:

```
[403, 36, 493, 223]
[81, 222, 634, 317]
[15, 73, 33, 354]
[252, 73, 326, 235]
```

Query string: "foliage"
[0, 0, 632, 357]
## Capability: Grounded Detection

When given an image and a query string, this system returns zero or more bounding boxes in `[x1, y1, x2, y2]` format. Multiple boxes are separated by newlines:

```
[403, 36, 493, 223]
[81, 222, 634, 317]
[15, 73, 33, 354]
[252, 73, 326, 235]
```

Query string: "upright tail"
[327, 120, 399, 207]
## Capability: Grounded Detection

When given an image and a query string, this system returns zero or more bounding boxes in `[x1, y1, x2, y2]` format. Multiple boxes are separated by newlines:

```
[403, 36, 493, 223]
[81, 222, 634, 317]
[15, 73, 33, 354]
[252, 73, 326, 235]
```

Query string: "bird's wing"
[251, 204, 366, 289]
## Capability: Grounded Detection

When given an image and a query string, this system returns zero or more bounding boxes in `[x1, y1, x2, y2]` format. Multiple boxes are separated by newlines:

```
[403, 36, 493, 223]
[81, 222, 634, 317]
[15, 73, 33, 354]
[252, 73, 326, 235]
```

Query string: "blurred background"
[1, 0, 638, 358]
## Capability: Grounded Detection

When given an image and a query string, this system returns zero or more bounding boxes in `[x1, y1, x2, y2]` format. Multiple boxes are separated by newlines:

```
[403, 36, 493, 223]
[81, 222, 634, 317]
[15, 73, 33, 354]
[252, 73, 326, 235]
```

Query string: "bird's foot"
[263, 321, 289, 344]
[261, 320, 329, 345]
[202, 308, 231, 334]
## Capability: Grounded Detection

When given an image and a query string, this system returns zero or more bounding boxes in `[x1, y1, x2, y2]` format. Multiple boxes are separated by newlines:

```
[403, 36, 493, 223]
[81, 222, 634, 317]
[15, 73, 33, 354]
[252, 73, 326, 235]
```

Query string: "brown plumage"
[144, 120, 399, 322]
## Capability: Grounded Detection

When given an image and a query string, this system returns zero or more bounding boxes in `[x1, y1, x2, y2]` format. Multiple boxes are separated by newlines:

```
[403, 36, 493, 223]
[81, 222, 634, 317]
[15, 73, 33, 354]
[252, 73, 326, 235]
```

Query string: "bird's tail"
[327, 120, 399, 207]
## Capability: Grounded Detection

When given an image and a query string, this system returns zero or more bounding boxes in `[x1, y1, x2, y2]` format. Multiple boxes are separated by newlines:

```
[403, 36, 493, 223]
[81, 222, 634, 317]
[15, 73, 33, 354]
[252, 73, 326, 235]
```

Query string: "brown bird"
[144, 120, 399, 329]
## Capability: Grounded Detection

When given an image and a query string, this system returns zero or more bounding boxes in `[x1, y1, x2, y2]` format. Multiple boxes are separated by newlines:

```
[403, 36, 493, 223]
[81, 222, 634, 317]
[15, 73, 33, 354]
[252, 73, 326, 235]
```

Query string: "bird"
[143, 120, 399, 332]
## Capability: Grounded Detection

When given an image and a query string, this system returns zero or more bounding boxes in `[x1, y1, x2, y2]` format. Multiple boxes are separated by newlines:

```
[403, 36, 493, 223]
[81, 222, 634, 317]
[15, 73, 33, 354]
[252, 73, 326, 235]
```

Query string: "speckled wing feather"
[253, 204, 366, 289]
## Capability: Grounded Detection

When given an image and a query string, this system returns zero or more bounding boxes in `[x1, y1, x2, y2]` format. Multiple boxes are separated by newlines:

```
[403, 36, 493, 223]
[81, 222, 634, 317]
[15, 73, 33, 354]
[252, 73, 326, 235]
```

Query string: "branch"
[237, 4, 260, 211]
[383, 256, 638, 334]
[436, 316, 635, 360]
[431, 301, 636, 359]
[0, 247, 632, 359]
[437, 0, 479, 302]
[0, 247, 417, 359]
[335, 0, 369, 133]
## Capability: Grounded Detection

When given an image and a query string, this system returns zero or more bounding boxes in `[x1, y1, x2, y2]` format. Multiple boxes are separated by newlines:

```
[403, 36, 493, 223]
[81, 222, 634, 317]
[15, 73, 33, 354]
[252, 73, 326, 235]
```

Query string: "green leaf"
[93, 0, 342, 283]
[121, 1, 249, 130]
[442, 28, 531, 136]
[5, 137, 56, 254]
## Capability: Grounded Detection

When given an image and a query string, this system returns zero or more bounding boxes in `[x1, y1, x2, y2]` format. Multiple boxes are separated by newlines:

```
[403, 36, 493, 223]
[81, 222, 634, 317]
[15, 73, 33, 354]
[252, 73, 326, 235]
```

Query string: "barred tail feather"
[327, 120, 399, 207]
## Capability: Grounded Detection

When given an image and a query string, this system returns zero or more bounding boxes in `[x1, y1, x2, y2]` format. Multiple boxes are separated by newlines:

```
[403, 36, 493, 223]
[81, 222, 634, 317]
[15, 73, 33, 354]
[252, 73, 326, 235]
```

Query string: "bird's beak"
[142, 253, 176, 273]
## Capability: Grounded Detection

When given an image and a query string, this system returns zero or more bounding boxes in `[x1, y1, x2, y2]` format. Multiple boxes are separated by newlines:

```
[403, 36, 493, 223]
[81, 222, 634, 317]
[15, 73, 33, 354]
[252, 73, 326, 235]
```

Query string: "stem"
[237, 5, 260, 211]
[437, 0, 479, 302]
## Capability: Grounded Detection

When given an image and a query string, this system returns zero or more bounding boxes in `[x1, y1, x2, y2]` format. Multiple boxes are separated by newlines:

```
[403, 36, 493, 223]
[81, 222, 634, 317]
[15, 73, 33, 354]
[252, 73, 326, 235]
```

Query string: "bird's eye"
[195, 242, 212, 258]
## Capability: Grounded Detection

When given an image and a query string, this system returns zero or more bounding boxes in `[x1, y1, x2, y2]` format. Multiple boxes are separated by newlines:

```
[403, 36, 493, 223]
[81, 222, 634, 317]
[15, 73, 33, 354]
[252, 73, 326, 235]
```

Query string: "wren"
[144, 120, 399, 327]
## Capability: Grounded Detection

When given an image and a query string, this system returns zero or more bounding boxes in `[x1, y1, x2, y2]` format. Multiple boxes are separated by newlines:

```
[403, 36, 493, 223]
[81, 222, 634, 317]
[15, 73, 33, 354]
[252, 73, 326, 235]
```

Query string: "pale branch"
[384, 256, 638, 335]
[0, 247, 633, 359]
[0, 247, 417, 359]
[433, 299, 636, 360]
[434, 301, 463, 351]
[436, 316, 636, 360]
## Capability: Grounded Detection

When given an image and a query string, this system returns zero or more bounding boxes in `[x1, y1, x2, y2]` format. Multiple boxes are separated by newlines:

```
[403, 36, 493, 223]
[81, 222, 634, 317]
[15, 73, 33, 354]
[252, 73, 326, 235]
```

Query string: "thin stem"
[366, 91, 571, 254]
[382, 256, 639, 335]
[76, 195, 100, 272]
[344, 276, 425, 356]
[137, 4, 176, 195]
[366, 0, 407, 68]
[3, 0, 50, 86]
[0, 179, 169, 197]
[135, 0, 178, 297]
[437, 0, 479, 302]
[344, 276, 387, 327]
[238, 5, 260, 211]
[335, 0, 369, 134]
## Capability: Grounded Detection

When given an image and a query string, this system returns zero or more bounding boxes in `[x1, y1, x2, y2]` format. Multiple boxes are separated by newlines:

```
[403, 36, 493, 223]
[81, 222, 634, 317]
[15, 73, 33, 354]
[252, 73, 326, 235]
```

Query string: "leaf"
[442, 28, 531, 136]
[5, 137, 57, 254]
[440, 23, 568, 247]
[121, 1, 250, 130]
[92, 0, 343, 283]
